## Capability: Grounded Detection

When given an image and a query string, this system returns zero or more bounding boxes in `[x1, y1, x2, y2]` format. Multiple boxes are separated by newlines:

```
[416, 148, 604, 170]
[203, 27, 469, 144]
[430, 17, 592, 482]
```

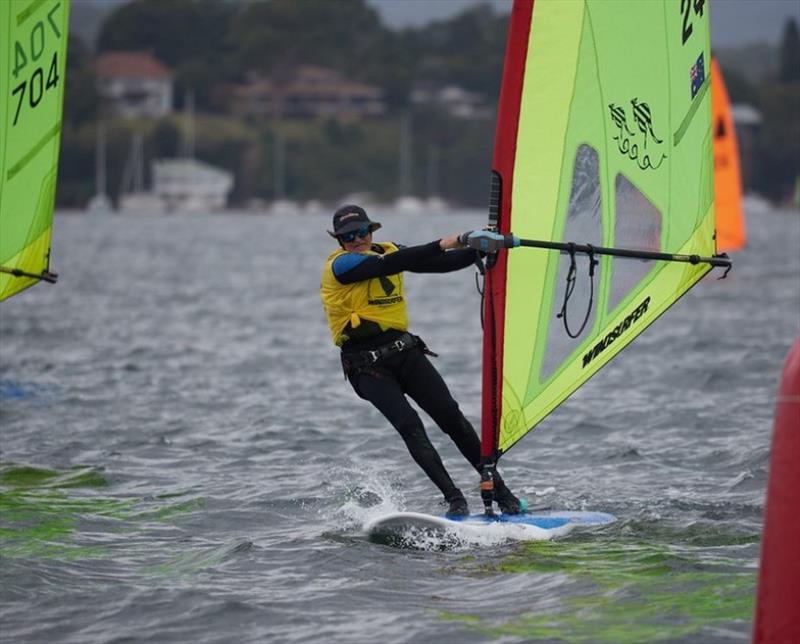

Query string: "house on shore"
[94, 51, 174, 119]
[221, 65, 386, 121]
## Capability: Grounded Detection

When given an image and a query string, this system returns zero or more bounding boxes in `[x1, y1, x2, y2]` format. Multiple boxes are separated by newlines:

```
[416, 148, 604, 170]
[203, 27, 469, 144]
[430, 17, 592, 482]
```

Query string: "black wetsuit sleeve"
[334, 241, 446, 284]
[407, 248, 480, 273]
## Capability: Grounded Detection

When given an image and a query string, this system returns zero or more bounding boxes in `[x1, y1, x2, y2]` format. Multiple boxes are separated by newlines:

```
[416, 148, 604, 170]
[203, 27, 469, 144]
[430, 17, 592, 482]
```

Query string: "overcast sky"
[367, 0, 800, 47]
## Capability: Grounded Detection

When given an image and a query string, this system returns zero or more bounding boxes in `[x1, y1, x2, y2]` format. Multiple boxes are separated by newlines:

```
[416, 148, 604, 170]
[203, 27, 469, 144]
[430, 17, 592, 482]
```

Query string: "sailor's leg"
[401, 351, 482, 468]
[402, 351, 524, 513]
[349, 368, 462, 500]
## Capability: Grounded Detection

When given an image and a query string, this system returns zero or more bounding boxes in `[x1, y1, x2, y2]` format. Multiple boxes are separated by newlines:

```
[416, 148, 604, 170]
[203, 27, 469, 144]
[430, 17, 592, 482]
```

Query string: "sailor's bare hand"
[439, 234, 467, 250]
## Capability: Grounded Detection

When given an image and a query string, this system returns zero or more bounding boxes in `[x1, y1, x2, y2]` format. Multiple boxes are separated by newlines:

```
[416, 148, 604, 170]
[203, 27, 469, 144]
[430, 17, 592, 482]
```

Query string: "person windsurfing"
[320, 205, 524, 517]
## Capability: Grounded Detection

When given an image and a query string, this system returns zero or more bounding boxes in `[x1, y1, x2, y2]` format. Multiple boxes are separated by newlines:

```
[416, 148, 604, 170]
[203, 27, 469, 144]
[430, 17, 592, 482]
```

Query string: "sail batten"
[0, 0, 69, 301]
[482, 0, 719, 458]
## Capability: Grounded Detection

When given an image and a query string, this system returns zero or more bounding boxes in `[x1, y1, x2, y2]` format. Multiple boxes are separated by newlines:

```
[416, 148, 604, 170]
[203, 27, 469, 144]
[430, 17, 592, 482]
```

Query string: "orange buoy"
[753, 337, 800, 643]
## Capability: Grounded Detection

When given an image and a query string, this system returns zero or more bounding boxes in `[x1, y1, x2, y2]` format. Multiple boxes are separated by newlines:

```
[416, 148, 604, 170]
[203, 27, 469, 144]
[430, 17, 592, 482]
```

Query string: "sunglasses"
[339, 226, 372, 243]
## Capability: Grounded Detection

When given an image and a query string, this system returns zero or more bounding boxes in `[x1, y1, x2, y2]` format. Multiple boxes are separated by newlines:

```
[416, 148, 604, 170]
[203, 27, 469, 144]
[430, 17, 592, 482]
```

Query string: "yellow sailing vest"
[320, 242, 408, 346]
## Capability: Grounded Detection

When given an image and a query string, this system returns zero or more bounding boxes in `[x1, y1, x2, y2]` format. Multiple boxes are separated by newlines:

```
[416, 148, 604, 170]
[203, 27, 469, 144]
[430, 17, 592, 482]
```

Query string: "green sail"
[485, 0, 716, 455]
[0, 0, 69, 301]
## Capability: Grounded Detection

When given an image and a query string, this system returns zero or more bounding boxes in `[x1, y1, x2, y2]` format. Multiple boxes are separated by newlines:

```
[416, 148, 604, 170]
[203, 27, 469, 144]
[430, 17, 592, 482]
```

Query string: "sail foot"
[0, 265, 58, 283]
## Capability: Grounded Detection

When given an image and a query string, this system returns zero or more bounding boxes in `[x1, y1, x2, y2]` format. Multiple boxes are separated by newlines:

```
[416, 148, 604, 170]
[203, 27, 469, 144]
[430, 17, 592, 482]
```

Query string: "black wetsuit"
[333, 241, 484, 502]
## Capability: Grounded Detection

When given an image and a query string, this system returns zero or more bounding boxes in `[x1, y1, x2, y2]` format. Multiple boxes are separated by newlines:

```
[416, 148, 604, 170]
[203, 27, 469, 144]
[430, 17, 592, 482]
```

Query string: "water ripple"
[0, 208, 797, 643]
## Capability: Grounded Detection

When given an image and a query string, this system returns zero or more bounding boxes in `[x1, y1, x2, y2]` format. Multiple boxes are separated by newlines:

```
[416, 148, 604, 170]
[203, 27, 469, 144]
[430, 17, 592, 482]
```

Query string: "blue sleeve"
[332, 253, 370, 278]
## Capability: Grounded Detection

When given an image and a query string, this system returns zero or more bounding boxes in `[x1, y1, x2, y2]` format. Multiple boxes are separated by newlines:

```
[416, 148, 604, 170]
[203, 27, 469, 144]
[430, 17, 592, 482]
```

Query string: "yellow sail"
[0, 0, 70, 301]
[482, 0, 718, 457]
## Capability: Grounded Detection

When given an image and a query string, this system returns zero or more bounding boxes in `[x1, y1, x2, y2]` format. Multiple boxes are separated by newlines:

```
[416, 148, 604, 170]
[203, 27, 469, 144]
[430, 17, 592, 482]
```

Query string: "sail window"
[540, 144, 603, 381]
[607, 174, 662, 314]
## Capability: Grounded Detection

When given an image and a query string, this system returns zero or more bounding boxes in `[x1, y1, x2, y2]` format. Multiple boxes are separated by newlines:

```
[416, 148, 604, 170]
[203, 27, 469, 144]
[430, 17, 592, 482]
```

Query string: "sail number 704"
[10, 2, 63, 126]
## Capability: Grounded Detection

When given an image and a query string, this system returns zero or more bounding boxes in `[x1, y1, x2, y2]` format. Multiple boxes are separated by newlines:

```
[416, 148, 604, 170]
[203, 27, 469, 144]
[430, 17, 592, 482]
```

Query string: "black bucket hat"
[328, 204, 382, 238]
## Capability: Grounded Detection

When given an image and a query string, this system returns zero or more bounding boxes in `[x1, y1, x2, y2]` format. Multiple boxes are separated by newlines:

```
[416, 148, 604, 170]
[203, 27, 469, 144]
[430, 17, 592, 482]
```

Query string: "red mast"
[481, 0, 534, 460]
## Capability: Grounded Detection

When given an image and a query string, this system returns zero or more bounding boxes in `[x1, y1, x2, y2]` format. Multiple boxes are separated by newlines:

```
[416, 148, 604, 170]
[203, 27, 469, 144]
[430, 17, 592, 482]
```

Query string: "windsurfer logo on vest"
[608, 99, 666, 171]
[367, 274, 403, 305]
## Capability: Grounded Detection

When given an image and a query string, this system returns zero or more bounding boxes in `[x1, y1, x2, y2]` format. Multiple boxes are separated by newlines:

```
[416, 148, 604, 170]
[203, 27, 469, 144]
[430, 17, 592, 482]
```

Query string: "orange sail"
[711, 57, 746, 252]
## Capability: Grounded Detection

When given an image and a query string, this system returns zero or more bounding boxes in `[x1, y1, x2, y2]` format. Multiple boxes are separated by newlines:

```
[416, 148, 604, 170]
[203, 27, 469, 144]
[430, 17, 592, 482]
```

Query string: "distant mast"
[398, 111, 412, 198]
[87, 120, 113, 213]
[96, 122, 108, 201]
[181, 90, 196, 161]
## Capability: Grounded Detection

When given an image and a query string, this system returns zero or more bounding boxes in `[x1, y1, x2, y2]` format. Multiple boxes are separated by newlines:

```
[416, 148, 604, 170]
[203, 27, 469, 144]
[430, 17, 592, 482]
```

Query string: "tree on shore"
[754, 18, 800, 202]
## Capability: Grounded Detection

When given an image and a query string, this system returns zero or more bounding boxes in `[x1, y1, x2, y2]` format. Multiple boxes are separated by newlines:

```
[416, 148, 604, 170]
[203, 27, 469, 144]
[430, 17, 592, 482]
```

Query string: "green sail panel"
[486, 0, 716, 455]
[0, 0, 69, 301]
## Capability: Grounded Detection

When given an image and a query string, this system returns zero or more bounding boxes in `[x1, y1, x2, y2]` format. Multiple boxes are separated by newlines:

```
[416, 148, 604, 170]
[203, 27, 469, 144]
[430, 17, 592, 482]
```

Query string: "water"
[1, 205, 798, 644]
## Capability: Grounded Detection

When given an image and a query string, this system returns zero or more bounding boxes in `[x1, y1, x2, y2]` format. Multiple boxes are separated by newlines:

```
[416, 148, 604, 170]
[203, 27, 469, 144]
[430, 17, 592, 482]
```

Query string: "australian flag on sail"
[690, 52, 705, 98]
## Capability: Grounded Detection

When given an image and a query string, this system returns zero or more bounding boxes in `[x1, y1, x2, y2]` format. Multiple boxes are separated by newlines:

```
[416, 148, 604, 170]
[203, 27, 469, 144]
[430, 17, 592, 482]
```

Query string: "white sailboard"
[366, 511, 615, 547]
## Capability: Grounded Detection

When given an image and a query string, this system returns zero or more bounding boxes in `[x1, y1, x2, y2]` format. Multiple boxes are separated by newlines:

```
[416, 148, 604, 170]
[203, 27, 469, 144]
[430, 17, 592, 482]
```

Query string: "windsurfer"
[320, 205, 523, 517]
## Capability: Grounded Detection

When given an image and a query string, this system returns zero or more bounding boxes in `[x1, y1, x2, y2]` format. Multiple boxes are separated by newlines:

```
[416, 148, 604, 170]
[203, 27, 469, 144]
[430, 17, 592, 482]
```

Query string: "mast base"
[480, 463, 496, 517]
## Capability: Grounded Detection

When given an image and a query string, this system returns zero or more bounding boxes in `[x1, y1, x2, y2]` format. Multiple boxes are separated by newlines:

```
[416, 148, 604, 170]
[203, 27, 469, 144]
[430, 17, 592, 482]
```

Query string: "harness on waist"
[340, 332, 438, 377]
